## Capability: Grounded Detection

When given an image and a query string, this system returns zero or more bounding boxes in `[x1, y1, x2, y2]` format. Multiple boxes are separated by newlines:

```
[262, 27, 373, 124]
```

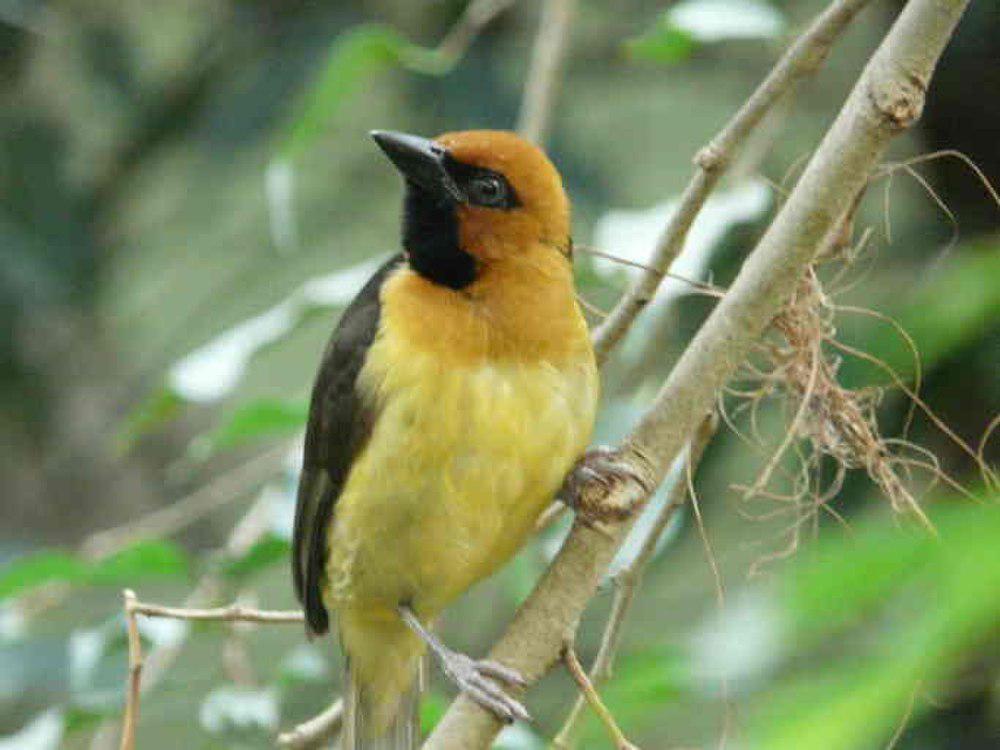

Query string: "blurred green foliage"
[1, 1, 997, 748]
[0, 541, 188, 601]
[751, 496, 1000, 749]
[197, 398, 307, 456]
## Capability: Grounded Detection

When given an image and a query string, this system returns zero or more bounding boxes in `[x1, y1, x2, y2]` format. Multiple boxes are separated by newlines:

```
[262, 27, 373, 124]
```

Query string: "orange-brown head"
[371, 129, 570, 290]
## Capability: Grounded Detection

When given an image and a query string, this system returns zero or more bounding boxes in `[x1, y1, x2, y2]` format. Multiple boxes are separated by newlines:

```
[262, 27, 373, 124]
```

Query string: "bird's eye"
[469, 174, 507, 207]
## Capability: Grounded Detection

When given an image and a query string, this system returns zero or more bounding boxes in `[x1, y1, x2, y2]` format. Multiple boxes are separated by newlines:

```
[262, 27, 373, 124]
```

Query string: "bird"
[292, 129, 599, 749]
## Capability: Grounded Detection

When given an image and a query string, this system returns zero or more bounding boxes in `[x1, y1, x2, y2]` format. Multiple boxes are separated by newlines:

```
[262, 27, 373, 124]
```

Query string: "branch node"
[869, 65, 927, 129]
[694, 143, 726, 172]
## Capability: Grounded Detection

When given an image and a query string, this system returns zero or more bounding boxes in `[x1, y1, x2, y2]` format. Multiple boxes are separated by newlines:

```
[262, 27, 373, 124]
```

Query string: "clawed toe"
[397, 606, 531, 725]
[476, 659, 528, 688]
[443, 653, 530, 723]
[560, 446, 651, 524]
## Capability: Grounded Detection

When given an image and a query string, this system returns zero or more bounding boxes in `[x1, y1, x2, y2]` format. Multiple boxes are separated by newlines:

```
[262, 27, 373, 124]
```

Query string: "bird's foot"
[439, 650, 530, 724]
[397, 605, 530, 724]
[560, 446, 652, 525]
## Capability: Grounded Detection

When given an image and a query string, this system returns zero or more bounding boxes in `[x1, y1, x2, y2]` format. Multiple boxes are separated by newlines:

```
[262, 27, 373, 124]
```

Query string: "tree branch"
[553, 414, 717, 749]
[591, 0, 875, 364]
[425, 0, 517, 71]
[127, 599, 304, 624]
[559, 643, 638, 750]
[516, 0, 577, 144]
[277, 699, 344, 749]
[103, 494, 278, 750]
[119, 590, 142, 750]
[424, 1, 969, 746]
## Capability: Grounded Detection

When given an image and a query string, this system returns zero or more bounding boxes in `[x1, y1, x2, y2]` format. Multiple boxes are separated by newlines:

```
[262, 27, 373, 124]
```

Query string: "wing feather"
[292, 254, 403, 635]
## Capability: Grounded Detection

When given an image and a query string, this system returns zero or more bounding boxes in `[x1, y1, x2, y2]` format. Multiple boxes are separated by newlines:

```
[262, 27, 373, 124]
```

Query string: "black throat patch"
[401, 182, 477, 290]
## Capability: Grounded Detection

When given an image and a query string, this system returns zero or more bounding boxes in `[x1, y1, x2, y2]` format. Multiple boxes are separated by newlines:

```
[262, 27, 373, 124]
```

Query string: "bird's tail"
[340, 609, 423, 750]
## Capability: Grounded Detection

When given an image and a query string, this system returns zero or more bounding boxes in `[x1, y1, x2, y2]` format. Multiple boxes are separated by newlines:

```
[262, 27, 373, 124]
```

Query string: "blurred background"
[1, 0, 997, 748]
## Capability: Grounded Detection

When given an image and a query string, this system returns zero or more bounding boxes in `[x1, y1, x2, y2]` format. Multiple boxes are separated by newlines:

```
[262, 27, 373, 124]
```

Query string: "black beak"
[370, 130, 464, 203]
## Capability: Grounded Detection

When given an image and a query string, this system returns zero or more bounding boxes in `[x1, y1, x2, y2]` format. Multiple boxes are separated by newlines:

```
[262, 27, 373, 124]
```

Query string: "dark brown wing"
[292, 254, 403, 635]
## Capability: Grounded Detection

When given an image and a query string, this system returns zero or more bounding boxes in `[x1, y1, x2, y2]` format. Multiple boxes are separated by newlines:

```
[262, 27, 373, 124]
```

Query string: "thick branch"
[553, 414, 717, 749]
[592, 0, 874, 364]
[424, 1, 969, 746]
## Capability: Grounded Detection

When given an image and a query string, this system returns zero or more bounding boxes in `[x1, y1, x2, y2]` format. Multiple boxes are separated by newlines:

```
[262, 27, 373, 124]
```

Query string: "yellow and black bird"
[292, 129, 599, 748]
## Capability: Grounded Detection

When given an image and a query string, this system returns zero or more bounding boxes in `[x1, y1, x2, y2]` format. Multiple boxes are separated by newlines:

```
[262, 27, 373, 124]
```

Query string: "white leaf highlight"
[669, 0, 786, 43]
[592, 178, 771, 308]
[0, 709, 64, 750]
[168, 259, 381, 403]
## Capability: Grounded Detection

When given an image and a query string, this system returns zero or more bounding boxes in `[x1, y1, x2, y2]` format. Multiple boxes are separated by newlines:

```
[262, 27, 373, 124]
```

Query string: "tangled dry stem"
[733, 249, 941, 554]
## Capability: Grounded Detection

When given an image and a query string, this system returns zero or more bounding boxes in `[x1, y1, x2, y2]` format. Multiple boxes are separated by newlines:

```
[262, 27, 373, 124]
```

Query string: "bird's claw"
[441, 651, 530, 724]
[560, 446, 651, 525]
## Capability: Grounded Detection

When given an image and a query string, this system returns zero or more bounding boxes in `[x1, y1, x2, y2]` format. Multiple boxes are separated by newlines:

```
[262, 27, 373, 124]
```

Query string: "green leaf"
[278, 24, 408, 160]
[0, 541, 190, 601]
[781, 521, 930, 637]
[277, 21, 479, 161]
[88, 540, 189, 585]
[198, 398, 307, 456]
[420, 690, 448, 733]
[116, 388, 182, 452]
[840, 244, 1000, 387]
[748, 498, 1000, 750]
[579, 647, 689, 745]
[65, 705, 110, 734]
[626, 24, 697, 65]
[626, 1, 787, 64]
[222, 535, 290, 581]
[0, 552, 84, 600]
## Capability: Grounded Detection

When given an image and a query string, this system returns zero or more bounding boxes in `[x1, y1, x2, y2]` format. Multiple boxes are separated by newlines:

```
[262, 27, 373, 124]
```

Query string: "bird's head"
[371, 129, 570, 290]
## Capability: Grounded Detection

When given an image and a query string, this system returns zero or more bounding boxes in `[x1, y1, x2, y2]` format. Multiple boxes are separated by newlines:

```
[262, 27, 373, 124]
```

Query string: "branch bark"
[552, 414, 717, 749]
[128, 600, 304, 624]
[119, 590, 142, 750]
[424, 1, 969, 747]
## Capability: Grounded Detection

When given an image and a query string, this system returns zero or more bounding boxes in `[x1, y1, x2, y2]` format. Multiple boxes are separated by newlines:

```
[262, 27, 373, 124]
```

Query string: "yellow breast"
[325, 255, 597, 619]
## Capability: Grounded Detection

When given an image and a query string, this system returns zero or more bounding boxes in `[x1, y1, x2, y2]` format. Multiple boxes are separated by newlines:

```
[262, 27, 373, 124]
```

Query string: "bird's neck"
[401, 184, 477, 290]
[380, 248, 590, 367]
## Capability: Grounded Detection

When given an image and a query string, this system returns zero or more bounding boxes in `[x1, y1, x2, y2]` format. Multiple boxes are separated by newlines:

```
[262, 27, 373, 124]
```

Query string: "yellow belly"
[326, 344, 597, 620]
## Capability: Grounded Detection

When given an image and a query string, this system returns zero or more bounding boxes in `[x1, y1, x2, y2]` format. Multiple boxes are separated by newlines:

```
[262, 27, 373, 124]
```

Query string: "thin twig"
[436, 0, 517, 64]
[14, 443, 289, 630]
[560, 643, 639, 750]
[534, 500, 567, 533]
[130, 600, 304, 624]
[576, 245, 726, 298]
[277, 699, 345, 749]
[100, 495, 278, 750]
[592, 0, 875, 364]
[119, 590, 142, 750]
[516, 0, 577, 144]
[83, 443, 288, 558]
[553, 415, 717, 749]
[114, 592, 303, 746]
